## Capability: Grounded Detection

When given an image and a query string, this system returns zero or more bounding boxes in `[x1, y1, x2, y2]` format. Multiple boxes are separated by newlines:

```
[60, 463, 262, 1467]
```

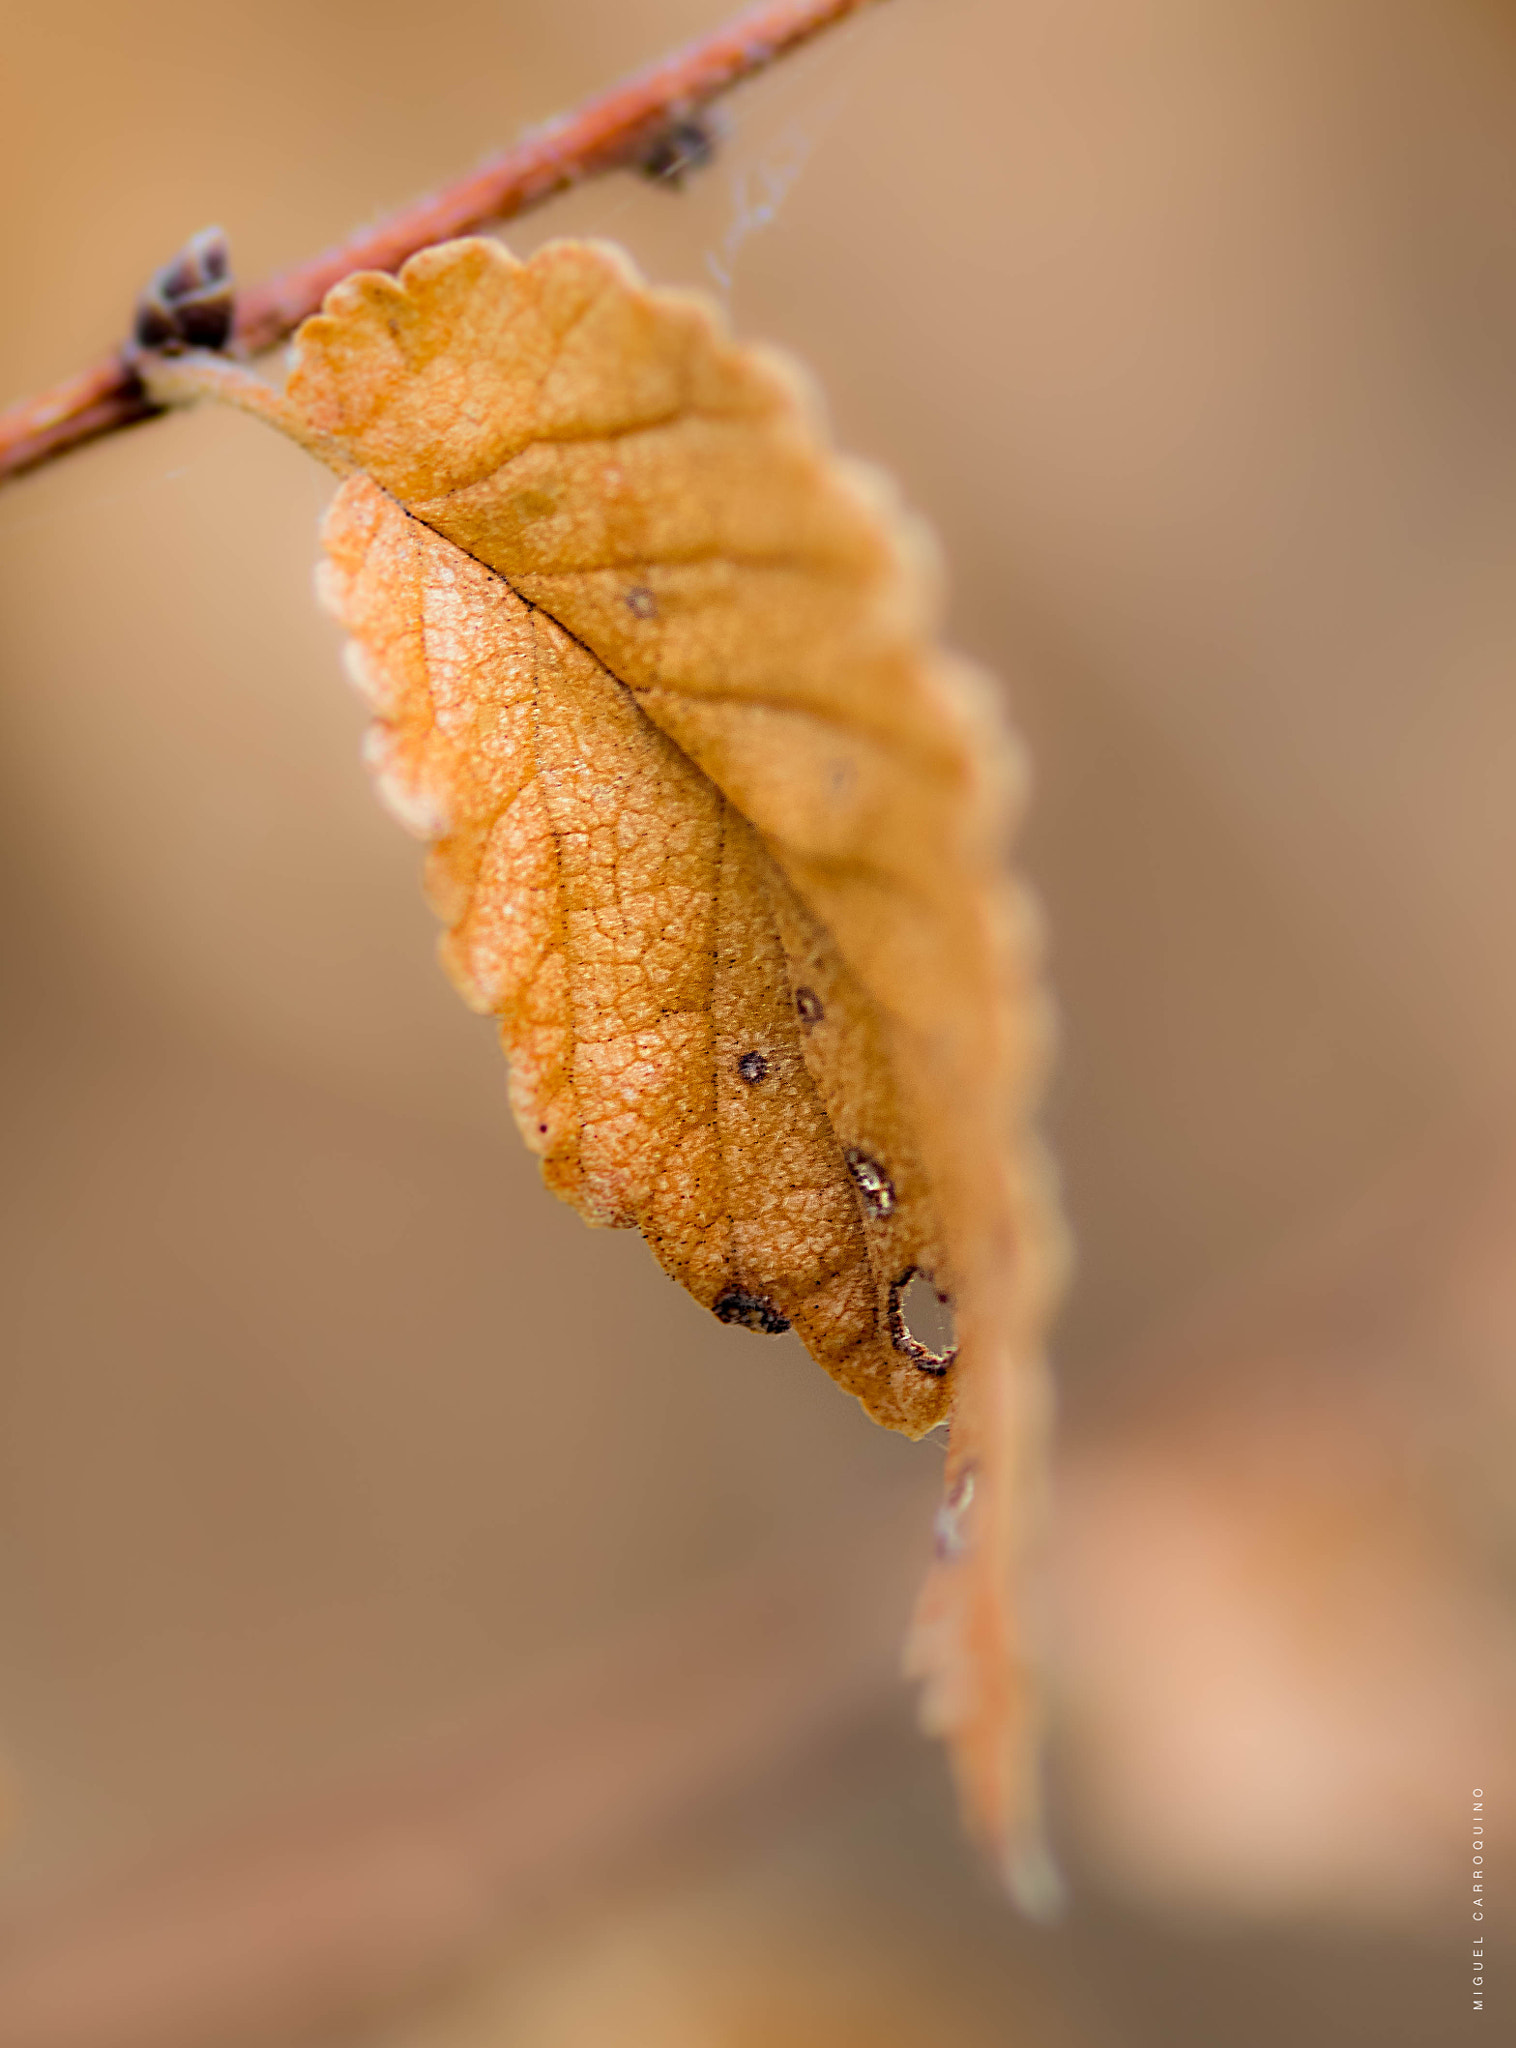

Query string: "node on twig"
[636, 110, 720, 187]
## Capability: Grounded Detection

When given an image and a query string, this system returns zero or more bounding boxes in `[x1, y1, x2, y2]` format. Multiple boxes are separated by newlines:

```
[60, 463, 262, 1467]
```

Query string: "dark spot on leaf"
[888, 1267, 957, 1374]
[737, 1050, 768, 1085]
[625, 585, 658, 619]
[845, 1148, 896, 1218]
[510, 487, 558, 523]
[795, 986, 823, 1026]
[713, 1288, 791, 1335]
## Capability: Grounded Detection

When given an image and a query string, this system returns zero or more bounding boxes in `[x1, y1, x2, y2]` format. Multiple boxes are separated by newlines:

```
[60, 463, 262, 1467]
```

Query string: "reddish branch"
[0, 0, 884, 490]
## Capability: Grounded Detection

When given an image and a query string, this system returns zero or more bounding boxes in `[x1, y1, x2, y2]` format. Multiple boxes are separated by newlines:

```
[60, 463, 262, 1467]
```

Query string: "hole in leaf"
[845, 1148, 896, 1218]
[888, 1268, 957, 1374]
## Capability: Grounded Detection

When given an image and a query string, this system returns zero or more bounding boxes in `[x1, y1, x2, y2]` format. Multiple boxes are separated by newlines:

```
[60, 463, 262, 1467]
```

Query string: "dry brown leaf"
[144, 238, 1067, 1900]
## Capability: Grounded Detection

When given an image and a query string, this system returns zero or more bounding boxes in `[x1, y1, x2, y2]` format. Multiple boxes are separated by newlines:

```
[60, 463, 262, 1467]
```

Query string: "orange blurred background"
[1, 2, 1513, 2042]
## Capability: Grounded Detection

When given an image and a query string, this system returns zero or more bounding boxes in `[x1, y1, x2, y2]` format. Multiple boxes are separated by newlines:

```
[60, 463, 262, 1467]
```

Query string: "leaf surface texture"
[225, 239, 1064, 1884]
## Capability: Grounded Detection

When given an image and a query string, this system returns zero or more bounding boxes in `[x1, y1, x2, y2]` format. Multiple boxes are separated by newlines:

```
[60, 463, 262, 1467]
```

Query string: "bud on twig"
[132, 227, 235, 355]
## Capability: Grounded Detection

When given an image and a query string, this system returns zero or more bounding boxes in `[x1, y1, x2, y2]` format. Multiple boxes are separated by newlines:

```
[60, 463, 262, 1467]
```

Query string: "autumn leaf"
[142, 238, 1067, 1901]
[319, 469, 957, 1438]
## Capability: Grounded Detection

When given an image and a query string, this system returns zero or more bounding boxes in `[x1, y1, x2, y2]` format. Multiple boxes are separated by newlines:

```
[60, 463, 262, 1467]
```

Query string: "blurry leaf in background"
[1052, 1143, 1516, 1925]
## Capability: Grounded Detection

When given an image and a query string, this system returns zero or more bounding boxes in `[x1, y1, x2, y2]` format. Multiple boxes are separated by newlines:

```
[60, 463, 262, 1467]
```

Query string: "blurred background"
[0, 0, 1512, 2041]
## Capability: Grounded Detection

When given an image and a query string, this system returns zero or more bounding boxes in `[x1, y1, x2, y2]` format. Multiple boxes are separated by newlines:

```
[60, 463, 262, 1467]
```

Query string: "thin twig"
[0, 0, 884, 490]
